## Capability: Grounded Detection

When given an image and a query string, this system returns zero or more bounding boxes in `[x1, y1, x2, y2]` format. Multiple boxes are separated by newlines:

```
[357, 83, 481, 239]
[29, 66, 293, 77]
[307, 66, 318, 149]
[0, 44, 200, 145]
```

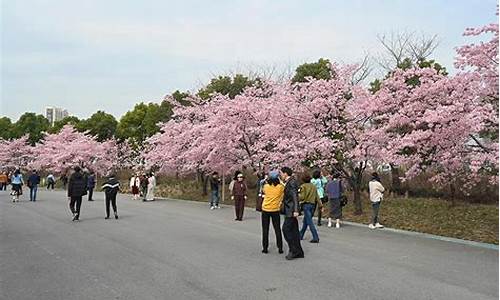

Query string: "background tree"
[12, 113, 50, 145]
[0, 135, 35, 170]
[48, 116, 81, 134]
[291, 58, 332, 83]
[197, 74, 257, 100]
[78, 111, 117, 142]
[0, 117, 13, 140]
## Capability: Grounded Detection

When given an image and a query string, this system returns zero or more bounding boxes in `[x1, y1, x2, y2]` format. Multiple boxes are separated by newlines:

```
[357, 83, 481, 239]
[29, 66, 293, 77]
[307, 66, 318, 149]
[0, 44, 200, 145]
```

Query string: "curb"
[155, 195, 499, 251]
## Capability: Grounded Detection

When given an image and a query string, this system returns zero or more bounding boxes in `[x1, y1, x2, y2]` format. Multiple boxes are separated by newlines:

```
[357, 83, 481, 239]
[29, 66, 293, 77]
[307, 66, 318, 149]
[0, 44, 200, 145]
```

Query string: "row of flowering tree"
[0, 125, 132, 176]
[144, 18, 498, 213]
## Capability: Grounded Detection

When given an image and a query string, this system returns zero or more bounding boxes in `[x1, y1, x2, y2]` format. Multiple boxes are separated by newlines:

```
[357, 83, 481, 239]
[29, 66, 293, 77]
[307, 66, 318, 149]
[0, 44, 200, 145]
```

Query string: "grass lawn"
[146, 180, 498, 245]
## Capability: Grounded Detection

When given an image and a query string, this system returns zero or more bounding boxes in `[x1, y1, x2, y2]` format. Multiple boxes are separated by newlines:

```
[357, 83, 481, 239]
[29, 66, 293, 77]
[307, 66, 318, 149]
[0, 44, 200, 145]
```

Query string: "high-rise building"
[45, 107, 69, 126]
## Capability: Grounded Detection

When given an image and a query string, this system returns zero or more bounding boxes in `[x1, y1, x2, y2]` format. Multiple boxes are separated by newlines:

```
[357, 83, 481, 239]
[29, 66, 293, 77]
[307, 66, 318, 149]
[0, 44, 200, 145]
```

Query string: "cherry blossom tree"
[33, 125, 120, 176]
[0, 135, 35, 171]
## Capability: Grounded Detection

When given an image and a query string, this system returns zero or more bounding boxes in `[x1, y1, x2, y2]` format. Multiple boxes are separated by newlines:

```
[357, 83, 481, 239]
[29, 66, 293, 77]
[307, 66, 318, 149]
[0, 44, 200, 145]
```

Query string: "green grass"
[144, 180, 499, 245]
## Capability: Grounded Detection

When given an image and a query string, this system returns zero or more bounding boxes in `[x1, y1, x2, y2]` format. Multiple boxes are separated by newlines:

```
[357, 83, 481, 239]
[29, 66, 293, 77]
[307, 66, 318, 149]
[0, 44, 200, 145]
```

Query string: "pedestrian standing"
[209, 172, 221, 209]
[27, 170, 41, 202]
[145, 172, 156, 201]
[10, 169, 24, 202]
[46, 173, 56, 190]
[67, 166, 87, 221]
[260, 171, 284, 254]
[368, 172, 385, 229]
[280, 167, 304, 260]
[311, 169, 328, 226]
[0, 172, 8, 191]
[130, 173, 141, 200]
[87, 171, 96, 201]
[299, 174, 322, 243]
[231, 172, 247, 221]
[325, 171, 343, 228]
[140, 173, 149, 201]
[61, 174, 68, 190]
[228, 171, 242, 195]
[102, 174, 120, 219]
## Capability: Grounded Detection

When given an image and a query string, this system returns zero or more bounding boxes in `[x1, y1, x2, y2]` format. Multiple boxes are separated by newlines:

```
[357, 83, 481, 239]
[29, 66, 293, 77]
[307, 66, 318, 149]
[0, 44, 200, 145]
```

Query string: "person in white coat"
[145, 172, 156, 201]
[368, 172, 385, 229]
[129, 174, 141, 200]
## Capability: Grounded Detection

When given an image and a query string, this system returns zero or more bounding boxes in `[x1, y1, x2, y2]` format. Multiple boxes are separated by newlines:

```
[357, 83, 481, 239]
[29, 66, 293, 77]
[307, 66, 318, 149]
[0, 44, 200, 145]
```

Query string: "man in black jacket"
[102, 174, 120, 219]
[67, 166, 87, 221]
[280, 167, 304, 260]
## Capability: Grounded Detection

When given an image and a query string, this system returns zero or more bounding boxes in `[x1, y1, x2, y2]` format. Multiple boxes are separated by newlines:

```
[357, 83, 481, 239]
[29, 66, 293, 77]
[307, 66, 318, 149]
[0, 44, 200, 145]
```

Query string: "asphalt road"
[0, 189, 498, 300]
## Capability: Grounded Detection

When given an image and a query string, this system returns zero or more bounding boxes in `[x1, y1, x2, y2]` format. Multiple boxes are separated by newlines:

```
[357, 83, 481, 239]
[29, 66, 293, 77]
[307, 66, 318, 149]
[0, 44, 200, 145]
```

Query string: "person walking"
[325, 172, 343, 228]
[10, 169, 24, 202]
[299, 174, 322, 243]
[145, 172, 156, 201]
[368, 172, 385, 229]
[130, 173, 141, 200]
[87, 171, 96, 201]
[27, 170, 41, 202]
[0, 172, 8, 191]
[209, 172, 221, 209]
[102, 174, 120, 219]
[231, 172, 247, 221]
[260, 171, 284, 254]
[67, 166, 87, 221]
[311, 169, 328, 226]
[280, 167, 304, 260]
[46, 173, 56, 190]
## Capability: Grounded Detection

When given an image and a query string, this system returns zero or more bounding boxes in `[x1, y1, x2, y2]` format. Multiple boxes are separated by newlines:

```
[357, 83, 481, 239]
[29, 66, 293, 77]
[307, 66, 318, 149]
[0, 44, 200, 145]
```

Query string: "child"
[102, 174, 120, 219]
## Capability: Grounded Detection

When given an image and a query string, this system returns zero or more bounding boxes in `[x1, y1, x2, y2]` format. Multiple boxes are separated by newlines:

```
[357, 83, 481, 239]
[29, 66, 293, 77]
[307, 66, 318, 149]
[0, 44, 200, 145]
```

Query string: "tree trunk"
[353, 182, 363, 215]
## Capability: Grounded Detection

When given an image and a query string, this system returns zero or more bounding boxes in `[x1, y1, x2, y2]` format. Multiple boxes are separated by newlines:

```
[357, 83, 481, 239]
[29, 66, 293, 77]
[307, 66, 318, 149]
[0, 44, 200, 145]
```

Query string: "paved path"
[0, 190, 498, 300]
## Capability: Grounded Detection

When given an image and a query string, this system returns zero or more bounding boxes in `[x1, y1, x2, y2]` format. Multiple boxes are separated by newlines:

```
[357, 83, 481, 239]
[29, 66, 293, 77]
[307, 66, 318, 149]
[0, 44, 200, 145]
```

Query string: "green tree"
[0, 117, 13, 140]
[12, 113, 50, 144]
[78, 111, 117, 142]
[292, 58, 332, 83]
[117, 102, 173, 147]
[172, 90, 191, 106]
[48, 116, 81, 134]
[197, 74, 256, 100]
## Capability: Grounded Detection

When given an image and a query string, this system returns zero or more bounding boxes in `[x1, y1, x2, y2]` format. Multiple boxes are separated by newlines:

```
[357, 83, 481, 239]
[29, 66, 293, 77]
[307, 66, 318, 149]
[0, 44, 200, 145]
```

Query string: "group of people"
[208, 166, 386, 260]
[129, 172, 156, 201]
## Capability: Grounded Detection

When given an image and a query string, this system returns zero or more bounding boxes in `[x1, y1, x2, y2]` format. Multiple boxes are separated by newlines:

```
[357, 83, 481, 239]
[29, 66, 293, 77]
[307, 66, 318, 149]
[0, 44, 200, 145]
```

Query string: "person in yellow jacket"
[260, 171, 284, 254]
[299, 174, 322, 243]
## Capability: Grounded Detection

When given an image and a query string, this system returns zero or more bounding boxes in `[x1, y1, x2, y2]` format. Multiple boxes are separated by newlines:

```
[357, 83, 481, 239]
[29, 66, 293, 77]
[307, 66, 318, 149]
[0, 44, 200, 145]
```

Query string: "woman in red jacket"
[231, 172, 247, 221]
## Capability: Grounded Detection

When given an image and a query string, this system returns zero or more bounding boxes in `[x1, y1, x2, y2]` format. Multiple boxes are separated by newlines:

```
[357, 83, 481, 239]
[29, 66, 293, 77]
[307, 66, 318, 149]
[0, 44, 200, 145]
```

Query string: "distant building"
[45, 107, 69, 126]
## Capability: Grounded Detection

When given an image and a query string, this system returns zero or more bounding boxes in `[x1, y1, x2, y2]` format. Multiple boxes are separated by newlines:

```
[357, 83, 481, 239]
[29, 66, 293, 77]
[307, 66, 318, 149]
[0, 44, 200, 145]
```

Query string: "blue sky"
[1, 0, 497, 121]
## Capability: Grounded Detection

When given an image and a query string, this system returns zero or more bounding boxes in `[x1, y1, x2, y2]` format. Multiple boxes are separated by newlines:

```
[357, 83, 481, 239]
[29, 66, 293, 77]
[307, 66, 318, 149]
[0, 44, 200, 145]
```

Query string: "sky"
[1, 0, 498, 121]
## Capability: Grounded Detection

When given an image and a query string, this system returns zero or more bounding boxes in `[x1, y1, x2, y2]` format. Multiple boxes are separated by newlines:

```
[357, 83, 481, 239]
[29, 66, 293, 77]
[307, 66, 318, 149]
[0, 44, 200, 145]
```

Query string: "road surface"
[0, 190, 498, 300]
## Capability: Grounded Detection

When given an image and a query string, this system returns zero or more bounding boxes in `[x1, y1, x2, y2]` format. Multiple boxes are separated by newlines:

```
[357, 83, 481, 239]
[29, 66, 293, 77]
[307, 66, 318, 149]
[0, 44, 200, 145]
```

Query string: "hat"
[269, 170, 279, 179]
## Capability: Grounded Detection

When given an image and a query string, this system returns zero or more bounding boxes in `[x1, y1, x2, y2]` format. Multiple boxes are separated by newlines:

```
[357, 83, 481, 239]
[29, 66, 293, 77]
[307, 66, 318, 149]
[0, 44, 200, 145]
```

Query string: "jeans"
[47, 182, 55, 190]
[30, 185, 38, 201]
[69, 196, 82, 216]
[282, 217, 304, 257]
[1, 183, 6, 190]
[371, 202, 381, 224]
[300, 203, 319, 241]
[88, 188, 94, 201]
[210, 190, 219, 207]
[261, 211, 282, 251]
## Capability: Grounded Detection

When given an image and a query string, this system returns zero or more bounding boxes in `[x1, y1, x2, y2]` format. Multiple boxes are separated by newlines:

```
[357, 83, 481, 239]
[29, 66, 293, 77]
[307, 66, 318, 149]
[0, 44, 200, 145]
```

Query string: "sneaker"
[375, 223, 384, 228]
[327, 221, 332, 228]
[115, 214, 119, 220]
[368, 224, 376, 229]
[336, 222, 340, 229]
[72, 214, 78, 221]
[215, 205, 220, 209]
[210, 206, 215, 210]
